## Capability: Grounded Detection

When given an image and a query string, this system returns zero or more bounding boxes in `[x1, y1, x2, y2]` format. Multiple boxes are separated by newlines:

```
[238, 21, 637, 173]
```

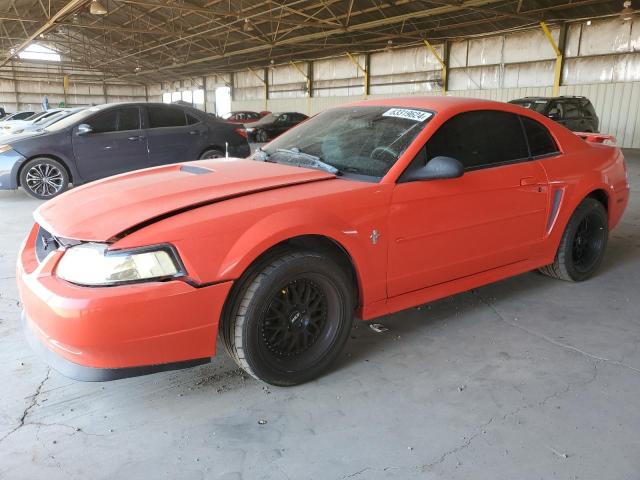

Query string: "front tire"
[539, 197, 608, 282]
[20, 157, 69, 199]
[221, 251, 354, 386]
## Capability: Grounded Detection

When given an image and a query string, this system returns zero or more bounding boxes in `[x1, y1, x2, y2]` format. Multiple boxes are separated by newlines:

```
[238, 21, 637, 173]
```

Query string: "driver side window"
[87, 110, 119, 133]
[87, 108, 140, 133]
[424, 110, 529, 170]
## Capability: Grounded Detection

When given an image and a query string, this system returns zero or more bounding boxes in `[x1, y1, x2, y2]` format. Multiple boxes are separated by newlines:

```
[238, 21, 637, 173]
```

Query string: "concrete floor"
[0, 151, 639, 480]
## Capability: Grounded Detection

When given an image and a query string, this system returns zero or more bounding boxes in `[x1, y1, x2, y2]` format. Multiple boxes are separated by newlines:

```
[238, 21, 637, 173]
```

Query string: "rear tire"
[20, 157, 69, 200]
[256, 129, 268, 143]
[221, 250, 354, 386]
[539, 197, 608, 282]
[199, 148, 224, 159]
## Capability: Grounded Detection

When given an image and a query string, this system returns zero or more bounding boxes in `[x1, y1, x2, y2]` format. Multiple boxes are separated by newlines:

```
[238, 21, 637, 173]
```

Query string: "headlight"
[0, 145, 13, 154]
[56, 243, 185, 286]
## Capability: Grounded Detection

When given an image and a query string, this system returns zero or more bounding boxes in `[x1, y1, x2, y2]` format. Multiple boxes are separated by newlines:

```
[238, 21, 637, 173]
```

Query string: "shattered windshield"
[256, 106, 433, 179]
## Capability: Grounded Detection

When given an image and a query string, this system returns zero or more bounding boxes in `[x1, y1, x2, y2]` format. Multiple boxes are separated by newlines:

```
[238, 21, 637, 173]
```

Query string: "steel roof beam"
[0, 0, 90, 67]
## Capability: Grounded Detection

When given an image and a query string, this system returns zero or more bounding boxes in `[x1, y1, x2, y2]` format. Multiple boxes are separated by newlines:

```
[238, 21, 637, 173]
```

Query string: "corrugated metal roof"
[0, 0, 631, 82]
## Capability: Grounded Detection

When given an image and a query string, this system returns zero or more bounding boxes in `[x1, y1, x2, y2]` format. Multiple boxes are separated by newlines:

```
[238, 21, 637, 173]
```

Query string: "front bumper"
[22, 311, 211, 381]
[17, 225, 233, 381]
[0, 148, 27, 190]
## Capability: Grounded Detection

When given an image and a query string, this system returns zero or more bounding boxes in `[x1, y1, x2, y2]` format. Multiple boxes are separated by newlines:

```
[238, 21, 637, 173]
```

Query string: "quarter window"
[186, 113, 200, 125]
[148, 106, 186, 128]
[521, 116, 558, 157]
[425, 110, 529, 170]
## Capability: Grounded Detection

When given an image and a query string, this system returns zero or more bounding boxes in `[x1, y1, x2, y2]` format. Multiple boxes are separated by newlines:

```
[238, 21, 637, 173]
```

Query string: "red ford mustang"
[17, 97, 629, 386]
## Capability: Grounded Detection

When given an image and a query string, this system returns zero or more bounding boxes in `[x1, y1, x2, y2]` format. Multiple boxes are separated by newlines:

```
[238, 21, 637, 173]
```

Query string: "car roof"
[510, 96, 588, 101]
[86, 102, 197, 108]
[337, 96, 530, 114]
[80, 102, 204, 115]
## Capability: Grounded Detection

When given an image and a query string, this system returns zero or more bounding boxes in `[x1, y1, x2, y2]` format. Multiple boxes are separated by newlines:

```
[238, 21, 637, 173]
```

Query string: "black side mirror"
[401, 156, 464, 182]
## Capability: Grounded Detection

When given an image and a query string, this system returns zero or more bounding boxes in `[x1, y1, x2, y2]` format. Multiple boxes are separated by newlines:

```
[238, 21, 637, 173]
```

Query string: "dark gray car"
[0, 102, 250, 199]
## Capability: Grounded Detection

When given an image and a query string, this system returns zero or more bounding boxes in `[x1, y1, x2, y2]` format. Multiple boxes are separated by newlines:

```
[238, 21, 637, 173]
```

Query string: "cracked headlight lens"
[56, 243, 184, 286]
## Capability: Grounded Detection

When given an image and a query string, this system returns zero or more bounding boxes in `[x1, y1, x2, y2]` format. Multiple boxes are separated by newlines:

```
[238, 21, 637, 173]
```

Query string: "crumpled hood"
[35, 158, 334, 242]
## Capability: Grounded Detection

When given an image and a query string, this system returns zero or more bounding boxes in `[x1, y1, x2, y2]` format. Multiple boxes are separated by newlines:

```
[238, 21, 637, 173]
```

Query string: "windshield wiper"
[257, 147, 340, 175]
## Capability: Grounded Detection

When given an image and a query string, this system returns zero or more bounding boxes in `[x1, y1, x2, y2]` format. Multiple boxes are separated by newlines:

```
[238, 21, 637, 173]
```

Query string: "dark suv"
[508, 96, 599, 133]
[0, 103, 250, 199]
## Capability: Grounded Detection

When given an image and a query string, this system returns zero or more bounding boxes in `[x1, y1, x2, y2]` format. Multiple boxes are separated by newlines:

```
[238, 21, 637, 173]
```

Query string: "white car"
[0, 108, 83, 141]
[0, 110, 36, 122]
[1, 110, 64, 132]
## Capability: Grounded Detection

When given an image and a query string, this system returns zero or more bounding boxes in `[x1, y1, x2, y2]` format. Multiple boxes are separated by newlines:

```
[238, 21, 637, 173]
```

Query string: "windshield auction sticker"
[382, 108, 432, 122]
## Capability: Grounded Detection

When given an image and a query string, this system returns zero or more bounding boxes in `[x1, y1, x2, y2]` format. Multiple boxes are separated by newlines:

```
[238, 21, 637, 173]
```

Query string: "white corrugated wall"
[0, 70, 148, 112]
[229, 16, 640, 148]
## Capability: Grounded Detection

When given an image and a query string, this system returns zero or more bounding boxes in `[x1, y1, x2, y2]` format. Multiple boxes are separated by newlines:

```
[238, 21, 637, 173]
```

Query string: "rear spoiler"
[575, 132, 616, 144]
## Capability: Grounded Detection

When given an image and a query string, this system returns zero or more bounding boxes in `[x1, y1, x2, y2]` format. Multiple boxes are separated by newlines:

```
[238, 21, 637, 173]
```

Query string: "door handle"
[188, 130, 199, 135]
[128, 135, 144, 141]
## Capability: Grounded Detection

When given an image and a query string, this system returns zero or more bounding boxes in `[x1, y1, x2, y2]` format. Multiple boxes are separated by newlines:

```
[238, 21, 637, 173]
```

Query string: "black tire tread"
[539, 197, 607, 282]
[19, 157, 70, 200]
[224, 251, 323, 381]
[199, 149, 224, 159]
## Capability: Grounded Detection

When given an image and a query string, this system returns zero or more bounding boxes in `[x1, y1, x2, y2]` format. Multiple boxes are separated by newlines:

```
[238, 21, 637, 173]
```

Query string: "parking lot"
[1, 151, 638, 479]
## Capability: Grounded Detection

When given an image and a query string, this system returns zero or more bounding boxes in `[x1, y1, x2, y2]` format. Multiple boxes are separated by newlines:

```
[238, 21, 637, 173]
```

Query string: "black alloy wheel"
[221, 251, 354, 386]
[571, 212, 606, 274]
[539, 197, 608, 282]
[261, 278, 328, 358]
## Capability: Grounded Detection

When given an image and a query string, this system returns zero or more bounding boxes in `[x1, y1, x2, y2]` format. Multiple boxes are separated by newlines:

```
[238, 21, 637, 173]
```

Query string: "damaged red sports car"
[17, 97, 629, 386]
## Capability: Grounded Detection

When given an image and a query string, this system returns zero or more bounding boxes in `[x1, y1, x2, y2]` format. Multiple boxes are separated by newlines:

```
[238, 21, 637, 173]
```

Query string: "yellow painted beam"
[423, 40, 447, 95]
[540, 21, 562, 96]
[247, 67, 265, 84]
[248, 67, 268, 110]
[289, 61, 308, 80]
[346, 52, 368, 98]
[540, 21, 561, 56]
[290, 60, 311, 95]
[290, 61, 312, 114]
